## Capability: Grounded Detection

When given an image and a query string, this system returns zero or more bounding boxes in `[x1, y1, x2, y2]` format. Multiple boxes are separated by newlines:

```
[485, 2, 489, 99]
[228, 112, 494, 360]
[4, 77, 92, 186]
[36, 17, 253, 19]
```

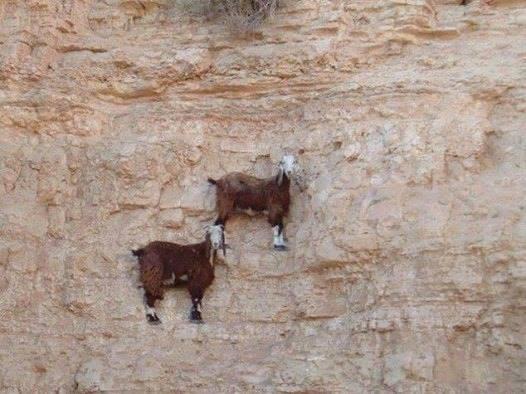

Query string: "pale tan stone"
[0, 0, 524, 392]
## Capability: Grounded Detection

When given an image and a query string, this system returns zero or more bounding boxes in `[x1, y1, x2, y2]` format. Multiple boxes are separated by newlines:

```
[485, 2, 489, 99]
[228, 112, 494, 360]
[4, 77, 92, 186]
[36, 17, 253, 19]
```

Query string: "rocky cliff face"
[0, 0, 525, 392]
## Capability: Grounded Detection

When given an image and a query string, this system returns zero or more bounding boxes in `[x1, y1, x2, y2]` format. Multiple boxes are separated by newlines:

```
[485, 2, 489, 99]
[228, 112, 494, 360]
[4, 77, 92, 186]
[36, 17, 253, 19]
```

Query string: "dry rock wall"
[0, 0, 525, 392]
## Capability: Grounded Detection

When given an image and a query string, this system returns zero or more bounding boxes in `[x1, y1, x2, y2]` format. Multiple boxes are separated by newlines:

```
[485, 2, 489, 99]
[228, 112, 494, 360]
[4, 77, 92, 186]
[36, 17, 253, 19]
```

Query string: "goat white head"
[207, 224, 224, 249]
[206, 224, 226, 258]
[277, 154, 298, 184]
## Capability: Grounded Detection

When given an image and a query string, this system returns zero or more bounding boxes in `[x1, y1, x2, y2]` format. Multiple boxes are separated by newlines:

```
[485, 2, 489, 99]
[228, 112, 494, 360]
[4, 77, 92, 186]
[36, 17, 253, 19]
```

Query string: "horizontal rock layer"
[0, 0, 525, 392]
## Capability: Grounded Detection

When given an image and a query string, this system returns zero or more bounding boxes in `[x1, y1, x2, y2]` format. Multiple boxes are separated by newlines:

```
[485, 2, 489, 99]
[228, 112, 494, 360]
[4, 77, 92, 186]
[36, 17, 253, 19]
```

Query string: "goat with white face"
[208, 154, 299, 251]
[132, 224, 225, 324]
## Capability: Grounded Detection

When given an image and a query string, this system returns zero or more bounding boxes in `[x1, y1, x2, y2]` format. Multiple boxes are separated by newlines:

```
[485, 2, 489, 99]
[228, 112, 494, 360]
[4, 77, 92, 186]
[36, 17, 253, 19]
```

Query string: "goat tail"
[132, 248, 145, 257]
[208, 178, 217, 185]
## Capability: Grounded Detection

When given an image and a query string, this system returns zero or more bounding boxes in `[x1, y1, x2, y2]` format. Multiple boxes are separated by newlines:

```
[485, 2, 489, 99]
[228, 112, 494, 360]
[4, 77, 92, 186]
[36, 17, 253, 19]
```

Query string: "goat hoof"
[274, 245, 288, 251]
[147, 314, 161, 325]
[190, 310, 203, 322]
[190, 318, 204, 324]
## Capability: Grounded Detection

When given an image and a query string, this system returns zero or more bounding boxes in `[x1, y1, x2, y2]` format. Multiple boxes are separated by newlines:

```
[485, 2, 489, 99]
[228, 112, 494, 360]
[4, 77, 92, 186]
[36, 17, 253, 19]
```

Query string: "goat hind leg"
[273, 222, 287, 251]
[144, 292, 161, 324]
[269, 214, 287, 251]
[191, 297, 204, 323]
[188, 286, 204, 323]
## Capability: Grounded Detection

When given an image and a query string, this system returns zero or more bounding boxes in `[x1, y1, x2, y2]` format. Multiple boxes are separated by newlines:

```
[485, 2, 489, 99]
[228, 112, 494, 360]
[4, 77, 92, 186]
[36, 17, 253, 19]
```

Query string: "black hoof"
[147, 314, 161, 325]
[190, 318, 205, 324]
[190, 310, 202, 322]
[274, 244, 288, 251]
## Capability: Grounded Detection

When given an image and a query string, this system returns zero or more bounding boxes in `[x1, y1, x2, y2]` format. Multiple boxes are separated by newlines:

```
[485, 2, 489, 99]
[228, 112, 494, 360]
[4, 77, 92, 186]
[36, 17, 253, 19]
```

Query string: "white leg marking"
[143, 295, 157, 317]
[273, 226, 285, 246]
[180, 274, 188, 281]
[145, 305, 157, 317]
[273, 225, 281, 246]
[278, 230, 285, 246]
[194, 298, 202, 312]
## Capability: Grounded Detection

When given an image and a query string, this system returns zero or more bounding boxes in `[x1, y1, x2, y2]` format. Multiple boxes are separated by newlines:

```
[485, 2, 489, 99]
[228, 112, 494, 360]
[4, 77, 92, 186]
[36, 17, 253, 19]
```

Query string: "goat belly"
[237, 207, 268, 216]
[235, 199, 267, 214]
[168, 265, 190, 278]
[162, 272, 189, 286]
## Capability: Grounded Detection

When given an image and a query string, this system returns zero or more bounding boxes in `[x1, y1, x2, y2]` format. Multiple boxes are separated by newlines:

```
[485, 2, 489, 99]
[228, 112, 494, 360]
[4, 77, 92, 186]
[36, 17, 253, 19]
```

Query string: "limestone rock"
[0, 0, 524, 392]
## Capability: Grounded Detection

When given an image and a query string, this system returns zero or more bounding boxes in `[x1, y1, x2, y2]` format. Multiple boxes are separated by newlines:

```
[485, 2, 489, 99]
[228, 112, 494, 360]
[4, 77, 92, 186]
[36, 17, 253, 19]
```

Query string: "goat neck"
[204, 233, 215, 267]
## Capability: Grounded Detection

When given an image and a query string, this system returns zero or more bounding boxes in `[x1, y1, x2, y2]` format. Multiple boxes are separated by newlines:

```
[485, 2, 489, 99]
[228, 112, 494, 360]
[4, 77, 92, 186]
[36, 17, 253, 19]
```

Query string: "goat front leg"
[272, 221, 287, 251]
[269, 211, 287, 251]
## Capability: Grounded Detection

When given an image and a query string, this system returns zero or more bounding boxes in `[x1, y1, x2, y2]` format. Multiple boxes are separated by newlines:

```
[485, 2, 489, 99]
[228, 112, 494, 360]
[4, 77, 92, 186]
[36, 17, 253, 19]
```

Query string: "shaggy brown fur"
[132, 232, 221, 324]
[208, 170, 291, 250]
[209, 172, 290, 226]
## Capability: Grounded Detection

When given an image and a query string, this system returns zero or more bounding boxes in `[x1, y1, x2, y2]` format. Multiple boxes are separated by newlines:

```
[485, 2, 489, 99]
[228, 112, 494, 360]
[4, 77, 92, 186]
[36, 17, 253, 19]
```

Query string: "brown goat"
[208, 155, 298, 250]
[132, 225, 225, 324]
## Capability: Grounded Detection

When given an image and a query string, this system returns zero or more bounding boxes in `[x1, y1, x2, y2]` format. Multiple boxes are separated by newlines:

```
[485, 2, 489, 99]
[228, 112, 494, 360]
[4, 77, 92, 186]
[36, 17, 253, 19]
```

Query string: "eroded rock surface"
[0, 0, 525, 392]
